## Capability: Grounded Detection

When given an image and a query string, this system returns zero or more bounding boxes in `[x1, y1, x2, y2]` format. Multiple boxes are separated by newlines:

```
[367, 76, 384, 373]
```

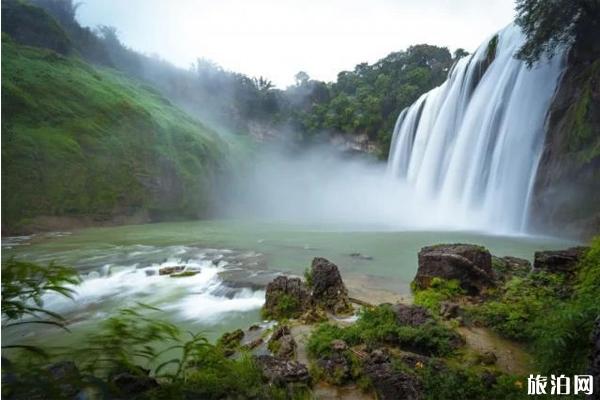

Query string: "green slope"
[2, 36, 229, 233]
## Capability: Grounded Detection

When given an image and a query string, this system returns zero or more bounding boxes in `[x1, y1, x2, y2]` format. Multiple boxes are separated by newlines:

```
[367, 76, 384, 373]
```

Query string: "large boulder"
[255, 355, 311, 386]
[309, 257, 352, 314]
[363, 350, 422, 400]
[263, 276, 312, 319]
[112, 372, 159, 397]
[414, 244, 494, 295]
[533, 247, 588, 274]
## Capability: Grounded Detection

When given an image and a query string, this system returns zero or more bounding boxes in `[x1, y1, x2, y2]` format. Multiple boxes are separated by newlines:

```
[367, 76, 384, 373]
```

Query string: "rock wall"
[531, 39, 600, 239]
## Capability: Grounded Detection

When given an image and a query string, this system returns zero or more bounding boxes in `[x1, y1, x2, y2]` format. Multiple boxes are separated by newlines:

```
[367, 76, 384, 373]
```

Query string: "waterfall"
[387, 24, 565, 234]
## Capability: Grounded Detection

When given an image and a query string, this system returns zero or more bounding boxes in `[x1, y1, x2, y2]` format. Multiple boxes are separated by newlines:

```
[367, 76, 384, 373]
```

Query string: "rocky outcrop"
[263, 276, 312, 319]
[255, 355, 311, 386]
[263, 257, 352, 319]
[268, 326, 297, 360]
[158, 266, 185, 275]
[492, 256, 531, 280]
[414, 244, 494, 295]
[533, 246, 588, 274]
[362, 349, 422, 400]
[390, 303, 433, 327]
[530, 39, 600, 239]
[309, 257, 352, 314]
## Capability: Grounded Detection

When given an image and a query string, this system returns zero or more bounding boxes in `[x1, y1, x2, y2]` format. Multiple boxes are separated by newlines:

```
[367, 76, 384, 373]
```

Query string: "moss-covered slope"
[1, 37, 229, 233]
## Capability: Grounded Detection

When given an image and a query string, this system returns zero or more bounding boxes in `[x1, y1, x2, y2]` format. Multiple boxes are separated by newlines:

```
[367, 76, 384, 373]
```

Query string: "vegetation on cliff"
[1, 35, 229, 232]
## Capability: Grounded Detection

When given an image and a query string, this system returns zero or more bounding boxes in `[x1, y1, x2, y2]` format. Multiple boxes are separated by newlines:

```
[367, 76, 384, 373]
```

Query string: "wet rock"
[169, 270, 199, 278]
[350, 252, 373, 260]
[363, 351, 422, 400]
[47, 361, 81, 398]
[263, 276, 311, 319]
[218, 329, 244, 351]
[268, 326, 296, 360]
[158, 266, 185, 275]
[439, 301, 461, 319]
[255, 355, 311, 386]
[414, 244, 494, 295]
[249, 324, 261, 331]
[390, 303, 433, 326]
[310, 257, 352, 314]
[112, 372, 158, 397]
[243, 337, 264, 351]
[533, 247, 589, 274]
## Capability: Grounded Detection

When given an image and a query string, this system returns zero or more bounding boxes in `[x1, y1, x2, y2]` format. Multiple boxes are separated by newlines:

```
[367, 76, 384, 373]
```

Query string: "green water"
[2, 219, 577, 346]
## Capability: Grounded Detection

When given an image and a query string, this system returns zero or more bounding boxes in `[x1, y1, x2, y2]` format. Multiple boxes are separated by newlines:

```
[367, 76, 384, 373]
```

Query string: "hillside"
[1, 36, 230, 233]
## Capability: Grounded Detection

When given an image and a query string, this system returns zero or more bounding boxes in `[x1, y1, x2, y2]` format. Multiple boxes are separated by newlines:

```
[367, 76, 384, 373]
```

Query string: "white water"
[387, 24, 565, 234]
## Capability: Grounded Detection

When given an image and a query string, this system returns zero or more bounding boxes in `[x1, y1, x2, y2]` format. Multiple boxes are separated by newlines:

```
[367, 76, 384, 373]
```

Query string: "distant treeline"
[2, 0, 462, 155]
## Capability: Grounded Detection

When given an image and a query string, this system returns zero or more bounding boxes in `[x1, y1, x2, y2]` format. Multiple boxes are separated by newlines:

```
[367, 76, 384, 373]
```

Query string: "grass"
[413, 277, 464, 314]
[307, 305, 461, 358]
[2, 36, 231, 232]
[468, 237, 600, 375]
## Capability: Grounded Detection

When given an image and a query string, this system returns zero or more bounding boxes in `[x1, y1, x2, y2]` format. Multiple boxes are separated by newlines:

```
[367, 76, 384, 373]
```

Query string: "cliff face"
[531, 41, 600, 239]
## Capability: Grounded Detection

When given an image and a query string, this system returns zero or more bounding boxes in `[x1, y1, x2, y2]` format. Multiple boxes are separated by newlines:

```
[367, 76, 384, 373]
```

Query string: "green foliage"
[308, 305, 460, 358]
[1, 37, 229, 232]
[485, 34, 498, 63]
[1, 258, 79, 355]
[413, 278, 464, 313]
[303, 267, 313, 286]
[472, 238, 600, 375]
[263, 293, 302, 320]
[515, 0, 600, 66]
[285, 45, 455, 153]
[418, 365, 525, 400]
[469, 272, 564, 341]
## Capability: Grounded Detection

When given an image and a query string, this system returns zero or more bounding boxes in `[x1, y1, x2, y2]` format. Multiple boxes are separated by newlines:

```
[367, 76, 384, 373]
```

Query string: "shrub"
[413, 278, 464, 314]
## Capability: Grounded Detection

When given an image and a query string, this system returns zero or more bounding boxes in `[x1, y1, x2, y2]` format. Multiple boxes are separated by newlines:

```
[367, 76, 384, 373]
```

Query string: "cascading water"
[387, 24, 565, 234]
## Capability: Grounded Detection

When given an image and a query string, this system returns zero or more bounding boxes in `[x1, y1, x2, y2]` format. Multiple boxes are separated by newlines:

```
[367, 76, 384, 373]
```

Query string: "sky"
[77, 0, 516, 88]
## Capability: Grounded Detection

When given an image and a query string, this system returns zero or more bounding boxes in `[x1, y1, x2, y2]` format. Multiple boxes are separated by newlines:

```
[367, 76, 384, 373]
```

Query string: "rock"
[249, 324, 261, 331]
[533, 247, 589, 274]
[481, 371, 499, 389]
[263, 276, 312, 319]
[477, 351, 498, 365]
[439, 301, 461, 319]
[46, 361, 81, 398]
[218, 329, 244, 350]
[112, 372, 158, 396]
[169, 270, 199, 278]
[414, 244, 494, 295]
[243, 337, 264, 350]
[299, 307, 328, 324]
[363, 351, 422, 400]
[390, 303, 433, 326]
[318, 352, 352, 384]
[268, 326, 296, 359]
[492, 256, 531, 280]
[309, 257, 352, 314]
[255, 355, 311, 386]
[158, 266, 185, 275]
[350, 252, 373, 260]
[331, 339, 348, 352]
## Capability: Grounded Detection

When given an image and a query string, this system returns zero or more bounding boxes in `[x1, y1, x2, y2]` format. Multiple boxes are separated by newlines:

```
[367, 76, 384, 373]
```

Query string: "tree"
[294, 71, 310, 86]
[515, 0, 600, 66]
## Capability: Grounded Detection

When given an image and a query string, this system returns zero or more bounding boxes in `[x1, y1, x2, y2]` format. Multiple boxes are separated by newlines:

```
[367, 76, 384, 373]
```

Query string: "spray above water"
[387, 24, 565, 233]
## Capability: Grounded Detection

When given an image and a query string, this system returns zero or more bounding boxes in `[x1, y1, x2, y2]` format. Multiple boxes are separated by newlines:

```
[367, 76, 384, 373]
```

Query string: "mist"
[220, 144, 495, 232]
